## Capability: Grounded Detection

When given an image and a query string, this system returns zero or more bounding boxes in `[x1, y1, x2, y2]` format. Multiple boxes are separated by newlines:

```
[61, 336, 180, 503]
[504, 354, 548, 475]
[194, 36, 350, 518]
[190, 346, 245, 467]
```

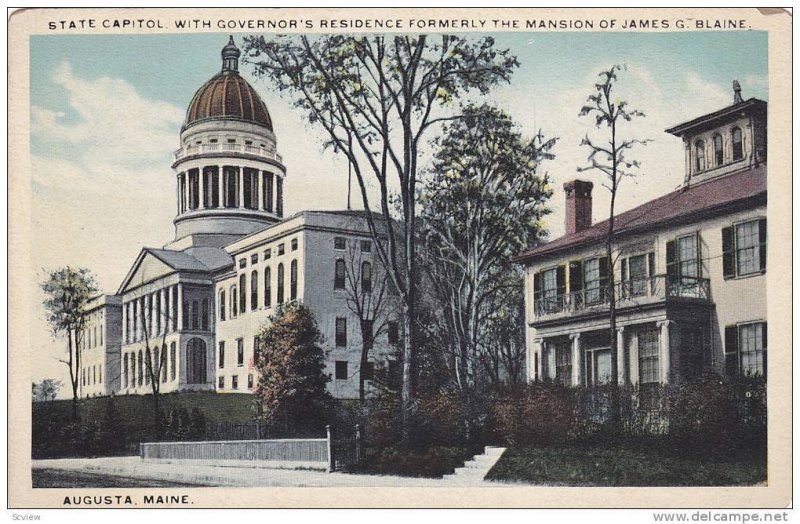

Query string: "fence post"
[354, 424, 362, 464]
[326, 425, 333, 473]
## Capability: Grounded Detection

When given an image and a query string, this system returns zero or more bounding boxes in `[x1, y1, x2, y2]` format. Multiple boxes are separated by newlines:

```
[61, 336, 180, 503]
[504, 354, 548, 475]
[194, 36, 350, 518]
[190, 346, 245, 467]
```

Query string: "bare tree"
[578, 64, 650, 427]
[243, 34, 518, 440]
[341, 236, 395, 400]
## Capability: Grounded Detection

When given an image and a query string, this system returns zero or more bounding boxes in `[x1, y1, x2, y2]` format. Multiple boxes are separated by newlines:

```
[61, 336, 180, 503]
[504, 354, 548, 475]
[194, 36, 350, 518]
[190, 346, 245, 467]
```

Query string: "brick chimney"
[564, 180, 593, 235]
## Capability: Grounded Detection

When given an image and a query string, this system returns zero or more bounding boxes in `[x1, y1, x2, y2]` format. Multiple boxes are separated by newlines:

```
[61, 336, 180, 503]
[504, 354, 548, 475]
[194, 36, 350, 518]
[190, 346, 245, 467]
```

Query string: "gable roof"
[514, 165, 766, 263]
[117, 247, 224, 294]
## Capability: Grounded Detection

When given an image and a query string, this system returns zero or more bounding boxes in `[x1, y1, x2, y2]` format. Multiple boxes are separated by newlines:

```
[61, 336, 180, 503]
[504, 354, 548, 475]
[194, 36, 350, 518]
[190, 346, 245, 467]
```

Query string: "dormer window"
[694, 140, 706, 172]
[732, 127, 744, 161]
[713, 134, 724, 166]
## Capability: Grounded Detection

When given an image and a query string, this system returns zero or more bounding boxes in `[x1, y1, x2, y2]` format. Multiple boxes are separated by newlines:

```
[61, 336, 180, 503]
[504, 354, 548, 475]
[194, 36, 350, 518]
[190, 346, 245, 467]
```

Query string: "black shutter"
[762, 322, 768, 377]
[556, 265, 566, 296]
[620, 258, 628, 298]
[569, 261, 583, 293]
[758, 218, 767, 273]
[533, 271, 542, 306]
[647, 252, 656, 294]
[724, 325, 739, 377]
[599, 256, 609, 287]
[722, 226, 735, 280]
[666, 240, 677, 276]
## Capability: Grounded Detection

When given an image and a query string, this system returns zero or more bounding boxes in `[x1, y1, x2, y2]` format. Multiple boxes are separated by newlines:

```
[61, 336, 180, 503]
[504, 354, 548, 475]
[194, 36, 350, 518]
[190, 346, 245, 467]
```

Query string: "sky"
[28, 30, 768, 390]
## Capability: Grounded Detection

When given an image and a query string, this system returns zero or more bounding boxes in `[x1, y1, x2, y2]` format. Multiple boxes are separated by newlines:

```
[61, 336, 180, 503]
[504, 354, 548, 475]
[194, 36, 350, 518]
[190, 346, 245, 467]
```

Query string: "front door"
[585, 348, 612, 386]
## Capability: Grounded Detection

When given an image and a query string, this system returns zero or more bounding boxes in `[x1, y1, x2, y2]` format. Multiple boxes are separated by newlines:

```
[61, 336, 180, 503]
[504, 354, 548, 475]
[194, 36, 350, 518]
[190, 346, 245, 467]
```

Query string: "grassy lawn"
[486, 444, 766, 486]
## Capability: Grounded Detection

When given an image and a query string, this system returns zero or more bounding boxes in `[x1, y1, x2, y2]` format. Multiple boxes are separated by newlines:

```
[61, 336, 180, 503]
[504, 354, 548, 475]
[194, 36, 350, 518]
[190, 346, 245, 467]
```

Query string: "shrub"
[489, 383, 578, 447]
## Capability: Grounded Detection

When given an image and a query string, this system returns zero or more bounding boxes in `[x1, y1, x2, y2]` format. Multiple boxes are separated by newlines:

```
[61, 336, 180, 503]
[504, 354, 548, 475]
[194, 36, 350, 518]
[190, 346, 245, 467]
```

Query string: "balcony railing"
[174, 143, 283, 163]
[535, 274, 711, 318]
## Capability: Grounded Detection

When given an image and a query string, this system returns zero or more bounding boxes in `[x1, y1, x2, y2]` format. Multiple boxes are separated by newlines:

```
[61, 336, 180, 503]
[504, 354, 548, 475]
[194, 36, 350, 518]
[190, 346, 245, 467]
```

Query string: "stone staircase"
[442, 446, 507, 486]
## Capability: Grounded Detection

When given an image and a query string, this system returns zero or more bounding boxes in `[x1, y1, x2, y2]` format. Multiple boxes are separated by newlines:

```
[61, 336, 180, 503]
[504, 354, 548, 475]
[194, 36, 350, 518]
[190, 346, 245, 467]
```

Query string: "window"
[251, 254, 258, 264]
[239, 274, 247, 314]
[202, 299, 209, 329]
[554, 342, 571, 385]
[335, 361, 348, 380]
[188, 169, 200, 210]
[732, 127, 744, 161]
[638, 329, 660, 383]
[362, 362, 374, 381]
[290, 260, 298, 300]
[138, 351, 143, 386]
[264, 249, 272, 260]
[334, 259, 346, 290]
[726, 322, 767, 377]
[253, 336, 260, 364]
[123, 354, 129, 388]
[251, 271, 259, 310]
[723, 219, 766, 279]
[533, 265, 566, 315]
[248, 374, 254, 389]
[227, 138, 236, 144]
[695, 140, 706, 171]
[277, 263, 285, 304]
[713, 133, 724, 166]
[627, 254, 648, 296]
[265, 267, 272, 307]
[203, 166, 219, 208]
[276, 177, 283, 216]
[219, 341, 225, 368]
[291, 238, 298, 251]
[145, 350, 151, 385]
[239, 259, 247, 269]
[361, 261, 372, 293]
[334, 237, 346, 250]
[583, 258, 601, 304]
[230, 285, 238, 318]
[667, 234, 701, 295]
[224, 166, 239, 208]
[178, 173, 186, 213]
[237, 338, 244, 367]
[388, 322, 399, 345]
[360, 240, 372, 253]
[170, 342, 176, 381]
[243, 168, 259, 210]
[277, 243, 285, 256]
[161, 346, 168, 383]
[218, 376, 225, 389]
[336, 318, 347, 347]
[232, 376, 239, 390]
[219, 290, 226, 321]
[192, 300, 199, 329]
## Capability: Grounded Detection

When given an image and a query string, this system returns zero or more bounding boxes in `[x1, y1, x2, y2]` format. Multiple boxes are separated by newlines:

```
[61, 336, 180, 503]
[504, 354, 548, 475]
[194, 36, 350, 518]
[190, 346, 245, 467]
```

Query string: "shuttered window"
[638, 329, 660, 384]
[723, 218, 766, 279]
[725, 322, 767, 377]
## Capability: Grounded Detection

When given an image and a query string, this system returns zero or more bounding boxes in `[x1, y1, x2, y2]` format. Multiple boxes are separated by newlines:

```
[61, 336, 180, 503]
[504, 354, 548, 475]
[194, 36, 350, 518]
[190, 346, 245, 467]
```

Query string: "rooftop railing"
[534, 274, 711, 319]
[174, 143, 283, 163]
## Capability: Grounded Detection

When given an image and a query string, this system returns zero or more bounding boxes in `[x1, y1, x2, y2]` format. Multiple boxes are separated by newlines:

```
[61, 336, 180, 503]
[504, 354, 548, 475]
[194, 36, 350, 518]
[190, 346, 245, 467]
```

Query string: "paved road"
[32, 457, 507, 488]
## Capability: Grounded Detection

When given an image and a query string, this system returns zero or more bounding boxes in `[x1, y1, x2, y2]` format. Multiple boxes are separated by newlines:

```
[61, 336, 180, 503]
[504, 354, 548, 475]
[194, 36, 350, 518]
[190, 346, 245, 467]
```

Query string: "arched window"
[219, 289, 226, 321]
[265, 267, 272, 308]
[695, 140, 706, 171]
[192, 300, 199, 329]
[334, 259, 346, 289]
[361, 261, 372, 293]
[239, 274, 247, 314]
[129, 353, 134, 388]
[277, 263, 285, 304]
[145, 348, 152, 385]
[123, 354, 129, 388]
[732, 127, 743, 160]
[186, 338, 207, 384]
[202, 298, 209, 330]
[182, 300, 189, 330]
[251, 271, 259, 310]
[170, 342, 177, 381]
[713, 134, 723, 166]
[230, 285, 238, 318]
[161, 343, 168, 383]
[137, 350, 144, 386]
[290, 260, 298, 300]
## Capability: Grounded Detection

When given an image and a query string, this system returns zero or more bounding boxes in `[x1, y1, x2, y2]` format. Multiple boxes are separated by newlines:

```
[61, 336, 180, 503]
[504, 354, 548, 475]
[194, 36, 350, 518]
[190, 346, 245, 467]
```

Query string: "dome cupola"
[169, 37, 287, 247]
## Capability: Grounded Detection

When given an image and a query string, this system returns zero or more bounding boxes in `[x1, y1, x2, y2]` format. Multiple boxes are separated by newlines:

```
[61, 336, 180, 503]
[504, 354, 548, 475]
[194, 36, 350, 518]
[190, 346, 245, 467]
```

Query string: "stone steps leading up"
[441, 446, 507, 486]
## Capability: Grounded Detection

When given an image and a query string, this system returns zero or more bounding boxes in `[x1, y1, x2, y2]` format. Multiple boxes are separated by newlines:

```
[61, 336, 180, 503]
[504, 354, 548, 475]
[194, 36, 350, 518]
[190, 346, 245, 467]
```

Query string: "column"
[121, 302, 127, 344]
[570, 333, 581, 386]
[657, 320, 672, 383]
[258, 170, 264, 210]
[181, 176, 188, 212]
[133, 300, 139, 342]
[630, 330, 639, 385]
[218, 165, 224, 208]
[198, 169, 206, 209]
[617, 326, 626, 385]
[238, 167, 244, 208]
[177, 284, 184, 331]
[159, 288, 166, 335]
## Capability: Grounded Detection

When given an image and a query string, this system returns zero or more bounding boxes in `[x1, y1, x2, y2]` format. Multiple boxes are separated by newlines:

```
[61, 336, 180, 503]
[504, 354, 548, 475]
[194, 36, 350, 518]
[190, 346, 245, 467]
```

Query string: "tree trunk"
[359, 322, 373, 402]
[69, 328, 79, 422]
[401, 300, 414, 443]
[607, 184, 621, 432]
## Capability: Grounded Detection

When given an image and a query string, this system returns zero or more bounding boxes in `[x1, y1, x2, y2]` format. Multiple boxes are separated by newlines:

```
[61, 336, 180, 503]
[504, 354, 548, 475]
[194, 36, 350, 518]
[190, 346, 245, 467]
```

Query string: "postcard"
[7, 6, 792, 510]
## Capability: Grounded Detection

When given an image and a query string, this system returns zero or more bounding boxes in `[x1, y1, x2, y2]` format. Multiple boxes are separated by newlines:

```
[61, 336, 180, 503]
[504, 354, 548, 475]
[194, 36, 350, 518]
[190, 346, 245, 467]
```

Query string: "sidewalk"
[32, 457, 507, 488]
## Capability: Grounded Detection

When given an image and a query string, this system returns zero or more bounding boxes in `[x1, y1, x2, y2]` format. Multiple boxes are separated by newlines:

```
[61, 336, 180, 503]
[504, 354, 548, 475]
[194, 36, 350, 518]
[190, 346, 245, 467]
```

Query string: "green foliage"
[40, 266, 98, 337]
[254, 303, 334, 435]
[32, 379, 63, 402]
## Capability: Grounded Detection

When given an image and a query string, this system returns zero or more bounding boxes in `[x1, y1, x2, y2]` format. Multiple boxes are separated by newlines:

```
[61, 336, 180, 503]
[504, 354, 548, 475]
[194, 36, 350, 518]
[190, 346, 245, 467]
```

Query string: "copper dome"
[183, 38, 273, 132]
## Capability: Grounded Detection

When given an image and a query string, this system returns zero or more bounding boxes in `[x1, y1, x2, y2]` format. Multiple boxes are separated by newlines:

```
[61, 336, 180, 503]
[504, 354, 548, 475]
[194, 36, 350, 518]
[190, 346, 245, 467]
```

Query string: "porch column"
[630, 330, 640, 385]
[177, 284, 184, 331]
[657, 320, 672, 383]
[570, 333, 581, 386]
[617, 326, 626, 385]
[532, 337, 544, 382]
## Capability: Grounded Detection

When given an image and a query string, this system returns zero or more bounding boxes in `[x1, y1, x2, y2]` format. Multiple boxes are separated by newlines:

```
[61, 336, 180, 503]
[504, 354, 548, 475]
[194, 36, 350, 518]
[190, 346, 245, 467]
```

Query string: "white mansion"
[77, 38, 398, 399]
[516, 82, 767, 387]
